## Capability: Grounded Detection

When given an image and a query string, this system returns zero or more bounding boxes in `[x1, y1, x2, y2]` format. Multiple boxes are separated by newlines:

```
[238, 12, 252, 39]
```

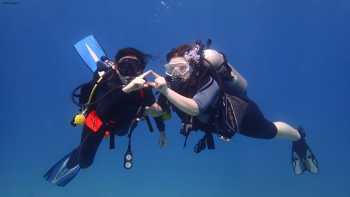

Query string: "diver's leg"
[239, 99, 300, 141]
[239, 100, 278, 139]
[65, 126, 104, 169]
[78, 126, 105, 169]
[239, 99, 318, 174]
[274, 121, 301, 141]
[77, 87, 115, 169]
[66, 148, 80, 169]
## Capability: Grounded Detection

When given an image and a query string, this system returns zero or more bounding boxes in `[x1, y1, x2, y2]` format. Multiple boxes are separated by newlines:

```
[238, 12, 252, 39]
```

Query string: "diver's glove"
[122, 70, 152, 93]
[159, 131, 168, 148]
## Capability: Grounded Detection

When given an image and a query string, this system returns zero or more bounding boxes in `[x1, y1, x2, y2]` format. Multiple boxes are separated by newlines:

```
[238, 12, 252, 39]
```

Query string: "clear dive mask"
[164, 57, 192, 80]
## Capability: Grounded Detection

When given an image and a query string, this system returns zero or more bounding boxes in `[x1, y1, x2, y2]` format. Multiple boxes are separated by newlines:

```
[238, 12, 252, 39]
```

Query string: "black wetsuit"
[69, 73, 155, 168]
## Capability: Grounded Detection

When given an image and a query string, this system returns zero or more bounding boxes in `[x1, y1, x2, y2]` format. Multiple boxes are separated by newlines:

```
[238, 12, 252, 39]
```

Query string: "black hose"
[71, 83, 87, 107]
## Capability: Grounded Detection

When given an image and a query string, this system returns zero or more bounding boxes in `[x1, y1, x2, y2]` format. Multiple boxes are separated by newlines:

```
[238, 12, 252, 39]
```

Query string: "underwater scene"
[1, 0, 349, 196]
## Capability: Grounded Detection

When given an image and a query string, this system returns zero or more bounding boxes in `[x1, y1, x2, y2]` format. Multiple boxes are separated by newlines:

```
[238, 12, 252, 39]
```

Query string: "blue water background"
[1, 0, 349, 196]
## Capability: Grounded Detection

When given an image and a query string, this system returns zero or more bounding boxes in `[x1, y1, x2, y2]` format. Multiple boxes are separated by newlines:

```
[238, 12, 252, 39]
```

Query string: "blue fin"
[74, 35, 106, 72]
[44, 150, 81, 187]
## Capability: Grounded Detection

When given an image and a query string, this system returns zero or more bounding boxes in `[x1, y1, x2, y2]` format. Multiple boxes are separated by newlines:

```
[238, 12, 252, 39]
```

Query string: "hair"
[166, 44, 193, 62]
[114, 47, 151, 70]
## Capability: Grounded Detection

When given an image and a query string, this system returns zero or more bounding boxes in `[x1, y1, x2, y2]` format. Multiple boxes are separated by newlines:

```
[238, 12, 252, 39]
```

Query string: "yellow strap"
[86, 75, 104, 106]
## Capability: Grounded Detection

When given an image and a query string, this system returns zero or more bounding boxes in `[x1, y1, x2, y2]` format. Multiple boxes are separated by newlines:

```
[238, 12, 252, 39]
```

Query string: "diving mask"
[118, 57, 143, 77]
[164, 57, 192, 80]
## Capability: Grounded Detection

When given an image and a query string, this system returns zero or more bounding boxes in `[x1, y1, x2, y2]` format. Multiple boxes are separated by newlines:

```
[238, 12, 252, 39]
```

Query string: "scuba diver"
[147, 41, 319, 175]
[44, 45, 168, 187]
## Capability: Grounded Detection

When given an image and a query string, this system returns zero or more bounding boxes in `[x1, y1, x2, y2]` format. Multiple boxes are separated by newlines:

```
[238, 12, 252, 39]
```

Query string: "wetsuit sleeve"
[143, 87, 156, 106]
[193, 79, 220, 114]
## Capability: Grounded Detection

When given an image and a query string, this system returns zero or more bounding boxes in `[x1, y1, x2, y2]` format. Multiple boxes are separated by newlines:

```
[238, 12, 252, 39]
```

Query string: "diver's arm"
[122, 70, 152, 93]
[149, 71, 199, 116]
[161, 88, 199, 116]
[146, 104, 167, 132]
[146, 102, 168, 148]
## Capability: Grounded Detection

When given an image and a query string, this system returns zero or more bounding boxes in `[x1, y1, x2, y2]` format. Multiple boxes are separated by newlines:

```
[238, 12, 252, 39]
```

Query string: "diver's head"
[114, 48, 150, 79]
[165, 44, 194, 82]
[165, 43, 209, 92]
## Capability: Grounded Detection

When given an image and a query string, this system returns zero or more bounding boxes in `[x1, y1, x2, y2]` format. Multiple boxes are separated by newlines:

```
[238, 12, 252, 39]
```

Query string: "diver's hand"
[122, 70, 152, 93]
[159, 131, 168, 148]
[149, 71, 168, 95]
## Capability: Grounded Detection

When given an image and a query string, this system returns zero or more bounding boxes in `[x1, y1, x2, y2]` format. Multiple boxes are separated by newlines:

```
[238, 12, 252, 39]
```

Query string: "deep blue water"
[1, 0, 349, 196]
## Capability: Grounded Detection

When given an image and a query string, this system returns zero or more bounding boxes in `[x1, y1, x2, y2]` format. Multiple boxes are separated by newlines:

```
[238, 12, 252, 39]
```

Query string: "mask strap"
[118, 56, 139, 63]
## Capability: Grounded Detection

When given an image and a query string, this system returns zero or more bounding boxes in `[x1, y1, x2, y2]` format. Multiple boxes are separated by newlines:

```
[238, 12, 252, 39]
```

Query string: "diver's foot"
[291, 127, 319, 175]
